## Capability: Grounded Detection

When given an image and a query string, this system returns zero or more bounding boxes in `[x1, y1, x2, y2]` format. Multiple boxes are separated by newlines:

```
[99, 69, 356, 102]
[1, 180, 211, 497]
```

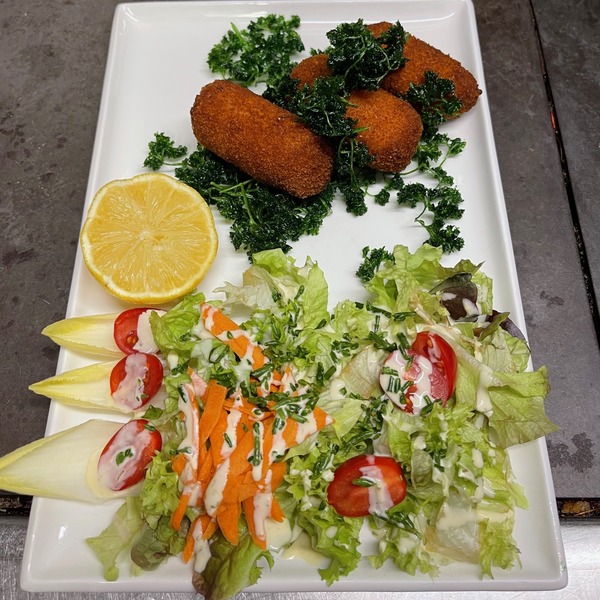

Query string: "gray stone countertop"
[1, 0, 599, 598]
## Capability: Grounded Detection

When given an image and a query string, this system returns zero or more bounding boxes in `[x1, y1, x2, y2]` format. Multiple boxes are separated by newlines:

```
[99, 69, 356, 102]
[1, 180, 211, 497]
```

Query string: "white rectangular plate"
[20, 0, 567, 593]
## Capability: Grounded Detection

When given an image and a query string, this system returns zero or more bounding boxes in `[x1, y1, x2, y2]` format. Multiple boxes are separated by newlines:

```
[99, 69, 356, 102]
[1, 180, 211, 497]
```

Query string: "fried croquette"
[290, 53, 332, 85]
[346, 89, 423, 172]
[290, 56, 423, 172]
[191, 80, 334, 199]
[367, 22, 482, 116]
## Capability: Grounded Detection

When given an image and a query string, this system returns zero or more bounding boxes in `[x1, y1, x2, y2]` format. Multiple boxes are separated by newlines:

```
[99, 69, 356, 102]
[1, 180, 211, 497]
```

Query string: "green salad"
[87, 244, 557, 600]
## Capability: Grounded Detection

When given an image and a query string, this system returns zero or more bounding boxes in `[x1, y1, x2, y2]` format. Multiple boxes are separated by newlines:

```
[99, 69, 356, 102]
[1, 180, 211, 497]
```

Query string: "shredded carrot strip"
[170, 334, 335, 567]
[182, 521, 197, 563]
[199, 381, 228, 445]
[201, 514, 218, 540]
[242, 496, 267, 550]
[171, 453, 187, 476]
[270, 496, 286, 522]
[171, 491, 191, 531]
[217, 502, 241, 546]
[201, 303, 267, 369]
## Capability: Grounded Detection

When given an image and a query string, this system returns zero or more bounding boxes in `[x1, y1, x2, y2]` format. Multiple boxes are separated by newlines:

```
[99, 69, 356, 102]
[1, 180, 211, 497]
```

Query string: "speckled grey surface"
[0, 0, 600, 496]
[0, 0, 597, 500]
[1, 0, 600, 598]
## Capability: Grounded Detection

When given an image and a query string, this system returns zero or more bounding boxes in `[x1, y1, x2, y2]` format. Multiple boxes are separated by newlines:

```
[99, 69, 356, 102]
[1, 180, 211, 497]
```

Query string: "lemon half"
[80, 173, 218, 304]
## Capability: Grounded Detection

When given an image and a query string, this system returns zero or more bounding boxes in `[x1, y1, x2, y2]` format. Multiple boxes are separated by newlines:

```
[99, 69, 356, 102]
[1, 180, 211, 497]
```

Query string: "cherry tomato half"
[327, 455, 407, 518]
[380, 331, 457, 414]
[113, 307, 154, 354]
[411, 331, 457, 403]
[97, 419, 162, 491]
[110, 352, 164, 410]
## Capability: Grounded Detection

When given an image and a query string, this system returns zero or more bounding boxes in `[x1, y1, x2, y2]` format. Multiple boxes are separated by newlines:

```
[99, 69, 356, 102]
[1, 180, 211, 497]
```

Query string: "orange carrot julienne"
[197, 448, 214, 488]
[201, 303, 267, 369]
[270, 496, 286, 522]
[170, 343, 334, 561]
[199, 381, 228, 445]
[217, 502, 241, 546]
[201, 514, 218, 540]
[182, 517, 198, 563]
[242, 496, 267, 550]
[171, 491, 191, 531]
[183, 515, 218, 563]
[171, 453, 187, 476]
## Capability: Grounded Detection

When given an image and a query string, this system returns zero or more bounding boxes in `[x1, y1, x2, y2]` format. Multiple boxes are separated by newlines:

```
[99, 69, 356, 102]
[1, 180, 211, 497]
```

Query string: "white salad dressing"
[359, 456, 395, 515]
[437, 501, 478, 531]
[204, 457, 231, 515]
[111, 352, 148, 410]
[133, 309, 165, 353]
[97, 424, 153, 491]
[251, 486, 273, 542]
[251, 421, 265, 482]
[177, 385, 200, 472]
[380, 350, 435, 415]
[281, 531, 326, 565]
[294, 410, 318, 445]
[191, 519, 212, 573]
[264, 517, 293, 551]
[221, 403, 243, 460]
[476, 364, 495, 414]
[86, 448, 142, 499]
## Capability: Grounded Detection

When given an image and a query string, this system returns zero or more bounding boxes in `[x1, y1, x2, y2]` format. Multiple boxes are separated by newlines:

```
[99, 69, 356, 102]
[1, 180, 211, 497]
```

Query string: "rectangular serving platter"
[20, 0, 567, 593]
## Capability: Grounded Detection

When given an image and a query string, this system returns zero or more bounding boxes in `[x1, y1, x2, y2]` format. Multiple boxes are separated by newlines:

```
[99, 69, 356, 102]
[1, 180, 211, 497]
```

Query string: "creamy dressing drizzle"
[177, 384, 200, 472]
[380, 350, 435, 415]
[281, 531, 326, 565]
[133, 310, 165, 353]
[204, 457, 230, 516]
[359, 459, 395, 515]
[476, 365, 494, 414]
[191, 518, 212, 572]
[112, 352, 148, 410]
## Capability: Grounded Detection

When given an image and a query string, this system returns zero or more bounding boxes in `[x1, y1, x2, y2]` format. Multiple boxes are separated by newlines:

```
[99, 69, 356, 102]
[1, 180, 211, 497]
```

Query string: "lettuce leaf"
[86, 497, 143, 581]
[150, 292, 205, 361]
[193, 522, 272, 600]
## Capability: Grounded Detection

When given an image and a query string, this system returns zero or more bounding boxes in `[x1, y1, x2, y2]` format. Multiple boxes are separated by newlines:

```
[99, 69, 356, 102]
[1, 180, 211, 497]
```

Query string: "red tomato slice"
[327, 455, 407, 518]
[411, 331, 457, 403]
[109, 352, 164, 410]
[113, 307, 154, 354]
[380, 331, 457, 414]
[97, 419, 162, 491]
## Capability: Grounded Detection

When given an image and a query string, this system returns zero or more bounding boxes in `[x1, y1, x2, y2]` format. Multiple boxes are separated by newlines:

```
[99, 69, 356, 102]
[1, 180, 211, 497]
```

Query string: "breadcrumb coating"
[367, 22, 482, 116]
[291, 55, 423, 172]
[191, 80, 334, 199]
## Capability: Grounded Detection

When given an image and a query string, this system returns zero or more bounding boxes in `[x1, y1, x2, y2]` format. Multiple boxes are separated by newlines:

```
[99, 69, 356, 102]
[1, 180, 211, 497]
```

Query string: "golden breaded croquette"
[290, 53, 332, 85]
[346, 89, 423, 172]
[191, 80, 334, 199]
[367, 22, 481, 116]
[290, 56, 423, 172]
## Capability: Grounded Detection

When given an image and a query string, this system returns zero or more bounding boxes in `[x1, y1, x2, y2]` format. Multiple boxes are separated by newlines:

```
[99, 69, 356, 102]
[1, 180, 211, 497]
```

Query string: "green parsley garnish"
[144, 16, 471, 258]
[207, 14, 304, 87]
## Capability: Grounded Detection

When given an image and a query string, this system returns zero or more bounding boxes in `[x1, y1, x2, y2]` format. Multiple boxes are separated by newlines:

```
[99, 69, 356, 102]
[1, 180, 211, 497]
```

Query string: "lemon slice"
[80, 173, 218, 304]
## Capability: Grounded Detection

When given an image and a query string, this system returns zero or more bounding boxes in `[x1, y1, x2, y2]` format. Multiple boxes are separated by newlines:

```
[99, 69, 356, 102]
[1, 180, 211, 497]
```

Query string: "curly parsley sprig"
[207, 14, 304, 87]
[144, 16, 471, 258]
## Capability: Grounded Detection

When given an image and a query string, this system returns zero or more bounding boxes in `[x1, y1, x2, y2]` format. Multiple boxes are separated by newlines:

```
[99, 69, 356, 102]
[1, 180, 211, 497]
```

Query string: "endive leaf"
[29, 361, 126, 413]
[42, 313, 122, 358]
[0, 419, 137, 503]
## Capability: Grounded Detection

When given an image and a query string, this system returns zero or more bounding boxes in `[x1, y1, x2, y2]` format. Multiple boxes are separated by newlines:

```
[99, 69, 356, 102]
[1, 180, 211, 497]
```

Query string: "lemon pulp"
[80, 172, 218, 304]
